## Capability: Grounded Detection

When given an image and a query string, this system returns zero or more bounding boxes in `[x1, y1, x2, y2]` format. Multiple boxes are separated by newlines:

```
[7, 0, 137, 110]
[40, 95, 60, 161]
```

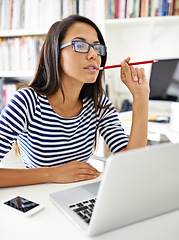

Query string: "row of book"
[0, 36, 44, 72]
[105, 0, 179, 19]
[0, 78, 19, 112]
[0, 0, 97, 30]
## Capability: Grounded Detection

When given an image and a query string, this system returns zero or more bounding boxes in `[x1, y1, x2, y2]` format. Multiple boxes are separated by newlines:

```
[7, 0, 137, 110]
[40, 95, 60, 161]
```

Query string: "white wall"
[104, 17, 179, 108]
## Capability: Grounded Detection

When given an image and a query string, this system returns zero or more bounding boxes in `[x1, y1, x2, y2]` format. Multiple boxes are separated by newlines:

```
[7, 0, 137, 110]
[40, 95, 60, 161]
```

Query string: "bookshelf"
[0, 0, 104, 79]
[105, 15, 179, 24]
[0, 29, 48, 38]
[0, 70, 35, 79]
[0, 0, 179, 108]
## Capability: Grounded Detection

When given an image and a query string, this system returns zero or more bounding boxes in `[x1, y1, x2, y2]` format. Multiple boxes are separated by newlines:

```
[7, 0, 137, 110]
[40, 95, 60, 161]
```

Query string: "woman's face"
[60, 22, 102, 88]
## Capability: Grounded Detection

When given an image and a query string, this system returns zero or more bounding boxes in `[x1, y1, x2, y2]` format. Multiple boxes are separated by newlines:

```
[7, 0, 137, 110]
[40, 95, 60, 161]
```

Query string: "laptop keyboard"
[69, 198, 96, 224]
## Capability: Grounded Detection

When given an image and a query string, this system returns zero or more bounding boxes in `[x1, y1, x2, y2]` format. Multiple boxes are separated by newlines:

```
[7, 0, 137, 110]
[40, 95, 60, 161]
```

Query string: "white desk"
[1, 179, 179, 240]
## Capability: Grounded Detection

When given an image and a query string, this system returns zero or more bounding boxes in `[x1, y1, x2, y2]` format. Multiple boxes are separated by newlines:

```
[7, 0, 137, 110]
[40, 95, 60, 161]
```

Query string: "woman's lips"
[84, 64, 98, 72]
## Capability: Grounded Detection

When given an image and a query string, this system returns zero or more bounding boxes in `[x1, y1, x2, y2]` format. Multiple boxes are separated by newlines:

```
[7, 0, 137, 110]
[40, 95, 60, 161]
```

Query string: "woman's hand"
[119, 57, 150, 150]
[0, 161, 100, 187]
[120, 57, 150, 99]
[48, 161, 100, 183]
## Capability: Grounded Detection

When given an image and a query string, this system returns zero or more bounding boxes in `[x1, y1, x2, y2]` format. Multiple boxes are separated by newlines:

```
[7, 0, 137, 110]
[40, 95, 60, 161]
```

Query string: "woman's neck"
[47, 85, 83, 118]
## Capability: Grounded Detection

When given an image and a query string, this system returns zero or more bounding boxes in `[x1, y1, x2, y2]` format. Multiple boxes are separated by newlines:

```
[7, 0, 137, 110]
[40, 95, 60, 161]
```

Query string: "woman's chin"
[85, 78, 97, 84]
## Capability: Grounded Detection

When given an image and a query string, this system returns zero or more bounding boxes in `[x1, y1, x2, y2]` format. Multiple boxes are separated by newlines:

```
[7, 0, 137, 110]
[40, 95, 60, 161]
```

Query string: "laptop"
[49, 142, 179, 237]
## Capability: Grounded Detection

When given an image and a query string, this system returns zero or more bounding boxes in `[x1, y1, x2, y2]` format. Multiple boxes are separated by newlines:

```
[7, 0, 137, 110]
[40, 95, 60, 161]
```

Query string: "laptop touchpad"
[82, 181, 100, 196]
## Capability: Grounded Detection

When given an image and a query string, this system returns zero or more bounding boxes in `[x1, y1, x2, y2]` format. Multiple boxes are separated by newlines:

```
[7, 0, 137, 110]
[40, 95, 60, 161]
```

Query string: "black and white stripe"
[0, 88, 128, 168]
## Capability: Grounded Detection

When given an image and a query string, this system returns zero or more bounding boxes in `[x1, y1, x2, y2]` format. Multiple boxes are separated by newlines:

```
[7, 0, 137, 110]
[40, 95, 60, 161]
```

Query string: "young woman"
[0, 15, 150, 187]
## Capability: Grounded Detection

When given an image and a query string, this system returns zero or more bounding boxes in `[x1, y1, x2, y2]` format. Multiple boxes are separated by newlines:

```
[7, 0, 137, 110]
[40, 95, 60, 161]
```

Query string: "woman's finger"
[140, 67, 146, 78]
[135, 67, 143, 84]
[121, 61, 131, 83]
[77, 174, 99, 181]
[79, 161, 100, 175]
[123, 57, 130, 64]
[78, 168, 99, 176]
[130, 66, 138, 82]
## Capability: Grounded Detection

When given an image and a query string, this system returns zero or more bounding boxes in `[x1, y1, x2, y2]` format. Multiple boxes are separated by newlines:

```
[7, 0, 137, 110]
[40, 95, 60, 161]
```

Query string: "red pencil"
[98, 60, 157, 70]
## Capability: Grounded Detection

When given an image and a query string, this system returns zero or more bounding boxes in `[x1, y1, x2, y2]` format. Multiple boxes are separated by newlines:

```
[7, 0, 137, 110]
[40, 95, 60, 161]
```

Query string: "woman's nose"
[87, 46, 98, 59]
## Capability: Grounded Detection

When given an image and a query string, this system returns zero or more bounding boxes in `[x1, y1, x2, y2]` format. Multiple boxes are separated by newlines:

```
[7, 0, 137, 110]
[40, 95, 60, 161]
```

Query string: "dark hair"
[28, 14, 107, 111]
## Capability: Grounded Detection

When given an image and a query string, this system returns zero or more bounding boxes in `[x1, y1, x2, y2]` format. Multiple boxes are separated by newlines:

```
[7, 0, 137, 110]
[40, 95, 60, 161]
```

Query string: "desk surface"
[1, 179, 179, 240]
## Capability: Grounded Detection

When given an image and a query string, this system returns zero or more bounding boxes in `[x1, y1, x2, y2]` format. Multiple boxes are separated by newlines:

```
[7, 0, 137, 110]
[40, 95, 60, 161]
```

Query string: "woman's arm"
[0, 161, 100, 187]
[120, 57, 150, 151]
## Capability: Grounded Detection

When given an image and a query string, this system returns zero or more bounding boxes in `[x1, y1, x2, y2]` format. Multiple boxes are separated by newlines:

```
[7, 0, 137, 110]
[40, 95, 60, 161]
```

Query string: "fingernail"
[139, 78, 142, 84]
[121, 61, 126, 67]
[134, 76, 138, 81]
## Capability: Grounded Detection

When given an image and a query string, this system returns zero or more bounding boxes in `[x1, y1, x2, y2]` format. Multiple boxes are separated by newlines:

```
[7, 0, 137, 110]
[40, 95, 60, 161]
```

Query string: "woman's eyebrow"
[72, 37, 100, 43]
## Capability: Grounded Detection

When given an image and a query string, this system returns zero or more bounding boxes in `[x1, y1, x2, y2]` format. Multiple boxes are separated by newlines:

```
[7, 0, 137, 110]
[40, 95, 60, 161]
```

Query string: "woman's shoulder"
[97, 94, 114, 110]
[5, 87, 40, 111]
[97, 94, 117, 117]
[13, 87, 38, 102]
[16, 87, 36, 95]
[100, 94, 111, 106]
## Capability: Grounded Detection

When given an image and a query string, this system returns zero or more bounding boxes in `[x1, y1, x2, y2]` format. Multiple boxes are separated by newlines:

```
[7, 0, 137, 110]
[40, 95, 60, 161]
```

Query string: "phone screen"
[4, 196, 39, 213]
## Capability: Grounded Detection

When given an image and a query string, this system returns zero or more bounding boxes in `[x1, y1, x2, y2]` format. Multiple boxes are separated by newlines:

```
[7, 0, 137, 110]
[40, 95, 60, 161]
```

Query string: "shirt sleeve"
[0, 88, 37, 161]
[97, 95, 129, 153]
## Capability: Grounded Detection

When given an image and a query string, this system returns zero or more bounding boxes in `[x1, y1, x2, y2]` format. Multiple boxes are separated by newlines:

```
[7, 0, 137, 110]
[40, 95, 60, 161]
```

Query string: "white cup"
[170, 102, 179, 132]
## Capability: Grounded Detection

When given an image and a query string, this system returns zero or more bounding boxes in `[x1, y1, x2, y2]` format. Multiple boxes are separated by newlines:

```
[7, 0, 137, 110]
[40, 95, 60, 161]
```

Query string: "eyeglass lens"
[74, 41, 106, 56]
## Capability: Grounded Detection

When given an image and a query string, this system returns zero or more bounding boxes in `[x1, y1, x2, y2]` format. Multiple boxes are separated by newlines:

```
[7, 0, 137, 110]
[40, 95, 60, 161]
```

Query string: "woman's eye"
[77, 44, 85, 49]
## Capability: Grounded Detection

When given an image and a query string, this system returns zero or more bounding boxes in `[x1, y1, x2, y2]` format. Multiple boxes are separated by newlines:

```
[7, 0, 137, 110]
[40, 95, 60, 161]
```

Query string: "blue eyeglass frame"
[60, 40, 107, 56]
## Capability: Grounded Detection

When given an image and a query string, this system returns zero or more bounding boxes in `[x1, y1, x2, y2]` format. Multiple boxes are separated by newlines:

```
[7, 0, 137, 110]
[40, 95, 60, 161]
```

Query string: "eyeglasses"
[60, 40, 107, 56]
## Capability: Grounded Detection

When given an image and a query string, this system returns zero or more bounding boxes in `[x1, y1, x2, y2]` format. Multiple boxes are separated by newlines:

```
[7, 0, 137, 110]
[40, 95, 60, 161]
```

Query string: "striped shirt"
[0, 88, 128, 168]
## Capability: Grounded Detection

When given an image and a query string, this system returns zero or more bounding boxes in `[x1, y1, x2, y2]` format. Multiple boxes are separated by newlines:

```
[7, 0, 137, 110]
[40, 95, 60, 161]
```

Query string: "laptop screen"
[149, 59, 179, 101]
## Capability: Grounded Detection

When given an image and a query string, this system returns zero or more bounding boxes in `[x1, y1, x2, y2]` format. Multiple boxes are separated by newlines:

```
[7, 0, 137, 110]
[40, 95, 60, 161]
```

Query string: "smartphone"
[1, 196, 44, 217]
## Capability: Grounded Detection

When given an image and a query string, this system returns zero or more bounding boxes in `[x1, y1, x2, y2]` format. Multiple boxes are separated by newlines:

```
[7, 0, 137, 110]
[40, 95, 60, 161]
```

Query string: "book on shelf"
[0, 0, 62, 30]
[0, 78, 4, 112]
[0, 78, 19, 112]
[0, 0, 102, 78]
[0, 36, 44, 72]
[105, 0, 179, 19]
[0, 0, 100, 31]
